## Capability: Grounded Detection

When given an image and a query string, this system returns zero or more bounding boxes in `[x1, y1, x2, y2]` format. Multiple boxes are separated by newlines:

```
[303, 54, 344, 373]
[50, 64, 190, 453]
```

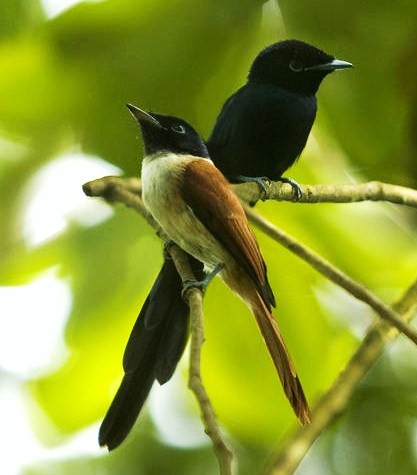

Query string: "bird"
[99, 39, 352, 450]
[207, 39, 352, 193]
[98, 104, 311, 450]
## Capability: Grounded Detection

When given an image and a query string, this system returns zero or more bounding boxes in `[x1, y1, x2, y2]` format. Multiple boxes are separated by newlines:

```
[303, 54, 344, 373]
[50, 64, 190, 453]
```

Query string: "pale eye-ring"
[171, 124, 186, 134]
[289, 59, 304, 73]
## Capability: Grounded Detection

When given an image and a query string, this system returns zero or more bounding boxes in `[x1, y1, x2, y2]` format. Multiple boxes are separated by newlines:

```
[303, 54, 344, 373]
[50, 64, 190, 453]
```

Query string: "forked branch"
[83, 175, 417, 475]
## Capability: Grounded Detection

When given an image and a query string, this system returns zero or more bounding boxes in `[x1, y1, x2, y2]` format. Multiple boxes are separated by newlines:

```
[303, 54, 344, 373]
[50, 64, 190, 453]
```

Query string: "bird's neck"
[247, 78, 321, 96]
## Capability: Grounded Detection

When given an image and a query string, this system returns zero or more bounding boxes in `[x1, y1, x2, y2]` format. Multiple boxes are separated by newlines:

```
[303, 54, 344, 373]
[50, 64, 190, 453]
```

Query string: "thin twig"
[244, 205, 417, 346]
[264, 277, 417, 475]
[83, 176, 154, 225]
[187, 291, 233, 475]
[168, 245, 234, 475]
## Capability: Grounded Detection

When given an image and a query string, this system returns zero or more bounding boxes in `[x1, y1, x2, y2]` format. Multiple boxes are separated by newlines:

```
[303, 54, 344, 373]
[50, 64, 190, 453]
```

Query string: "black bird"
[207, 39, 352, 191]
[99, 40, 352, 450]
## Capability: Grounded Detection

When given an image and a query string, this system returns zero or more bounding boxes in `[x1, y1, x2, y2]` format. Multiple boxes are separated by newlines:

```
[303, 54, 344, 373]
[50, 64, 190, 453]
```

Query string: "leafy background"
[1, 0, 417, 474]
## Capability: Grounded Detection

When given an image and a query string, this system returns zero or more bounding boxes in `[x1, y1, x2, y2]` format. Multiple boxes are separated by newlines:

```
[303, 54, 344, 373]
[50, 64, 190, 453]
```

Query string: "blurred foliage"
[0, 0, 416, 474]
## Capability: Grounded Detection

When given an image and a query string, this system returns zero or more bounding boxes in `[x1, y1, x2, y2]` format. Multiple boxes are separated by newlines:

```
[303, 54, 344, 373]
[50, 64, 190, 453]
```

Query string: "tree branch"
[83, 176, 417, 209]
[243, 205, 417, 346]
[83, 175, 417, 475]
[83, 176, 155, 225]
[84, 176, 417, 347]
[264, 277, 417, 475]
[236, 180, 417, 208]
[168, 245, 234, 475]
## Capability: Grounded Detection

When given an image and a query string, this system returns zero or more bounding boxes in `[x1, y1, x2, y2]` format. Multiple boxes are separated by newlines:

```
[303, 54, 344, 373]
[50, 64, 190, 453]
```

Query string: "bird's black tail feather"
[99, 255, 204, 450]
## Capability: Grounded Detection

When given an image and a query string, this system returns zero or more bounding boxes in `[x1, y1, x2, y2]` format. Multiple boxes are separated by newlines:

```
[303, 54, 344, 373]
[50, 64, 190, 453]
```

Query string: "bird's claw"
[256, 177, 272, 200]
[279, 177, 302, 201]
[181, 279, 206, 300]
[181, 263, 224, 301]
[236, 175, 271, 204]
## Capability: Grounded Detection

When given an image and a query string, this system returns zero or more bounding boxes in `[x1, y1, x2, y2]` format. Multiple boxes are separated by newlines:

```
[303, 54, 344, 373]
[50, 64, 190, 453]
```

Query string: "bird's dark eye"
[171, 124, 186, 134]
[289, 59, 304, 73]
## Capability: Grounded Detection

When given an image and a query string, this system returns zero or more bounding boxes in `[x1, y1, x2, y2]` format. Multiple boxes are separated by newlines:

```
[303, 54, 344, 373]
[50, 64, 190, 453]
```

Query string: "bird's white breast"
[141, 153, 225, 269]
[141, 152, 187, 217]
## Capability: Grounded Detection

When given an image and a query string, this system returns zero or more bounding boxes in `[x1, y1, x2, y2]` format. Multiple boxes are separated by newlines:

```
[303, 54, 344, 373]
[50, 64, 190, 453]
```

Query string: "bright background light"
[0, 268, 70, 377]
[0, 152, 121, 475]
[22, 153, 120, 247]
[40, 0, 103, 18]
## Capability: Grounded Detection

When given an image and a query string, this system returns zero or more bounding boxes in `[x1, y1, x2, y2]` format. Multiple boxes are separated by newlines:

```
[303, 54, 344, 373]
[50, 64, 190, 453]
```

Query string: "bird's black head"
[127, 104, 209, 158]
[248, 39, 352, 95]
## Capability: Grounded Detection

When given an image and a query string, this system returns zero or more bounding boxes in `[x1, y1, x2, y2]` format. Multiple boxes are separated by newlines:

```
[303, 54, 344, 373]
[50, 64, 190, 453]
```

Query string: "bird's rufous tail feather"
[252, 295, 311, 425]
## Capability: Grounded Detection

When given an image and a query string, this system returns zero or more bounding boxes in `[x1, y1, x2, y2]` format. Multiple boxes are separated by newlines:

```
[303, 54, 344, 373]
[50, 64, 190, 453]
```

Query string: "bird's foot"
[278, 177, 302, 201]
[181, 263, 224, 300]
[236, 175, 271, 205]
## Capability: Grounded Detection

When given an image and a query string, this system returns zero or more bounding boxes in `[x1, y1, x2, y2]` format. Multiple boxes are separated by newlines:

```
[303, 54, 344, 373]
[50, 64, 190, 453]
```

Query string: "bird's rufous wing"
[180, 157, 275, 308]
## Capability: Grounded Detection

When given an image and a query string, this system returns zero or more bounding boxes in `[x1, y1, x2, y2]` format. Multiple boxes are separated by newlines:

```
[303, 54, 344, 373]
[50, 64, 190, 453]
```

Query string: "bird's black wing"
[207, 85, 247, 149]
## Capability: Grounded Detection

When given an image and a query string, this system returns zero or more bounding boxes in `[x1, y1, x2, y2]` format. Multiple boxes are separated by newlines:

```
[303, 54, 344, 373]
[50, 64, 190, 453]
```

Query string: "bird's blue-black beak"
[126, 103, 162, 127]
[305, 58, 353, 71]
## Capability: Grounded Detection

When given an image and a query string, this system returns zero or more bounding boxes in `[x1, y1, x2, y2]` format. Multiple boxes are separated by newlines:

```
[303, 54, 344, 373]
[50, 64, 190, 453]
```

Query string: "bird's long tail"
[99, 255, 204, 450]
[251, 294, 311, 425]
